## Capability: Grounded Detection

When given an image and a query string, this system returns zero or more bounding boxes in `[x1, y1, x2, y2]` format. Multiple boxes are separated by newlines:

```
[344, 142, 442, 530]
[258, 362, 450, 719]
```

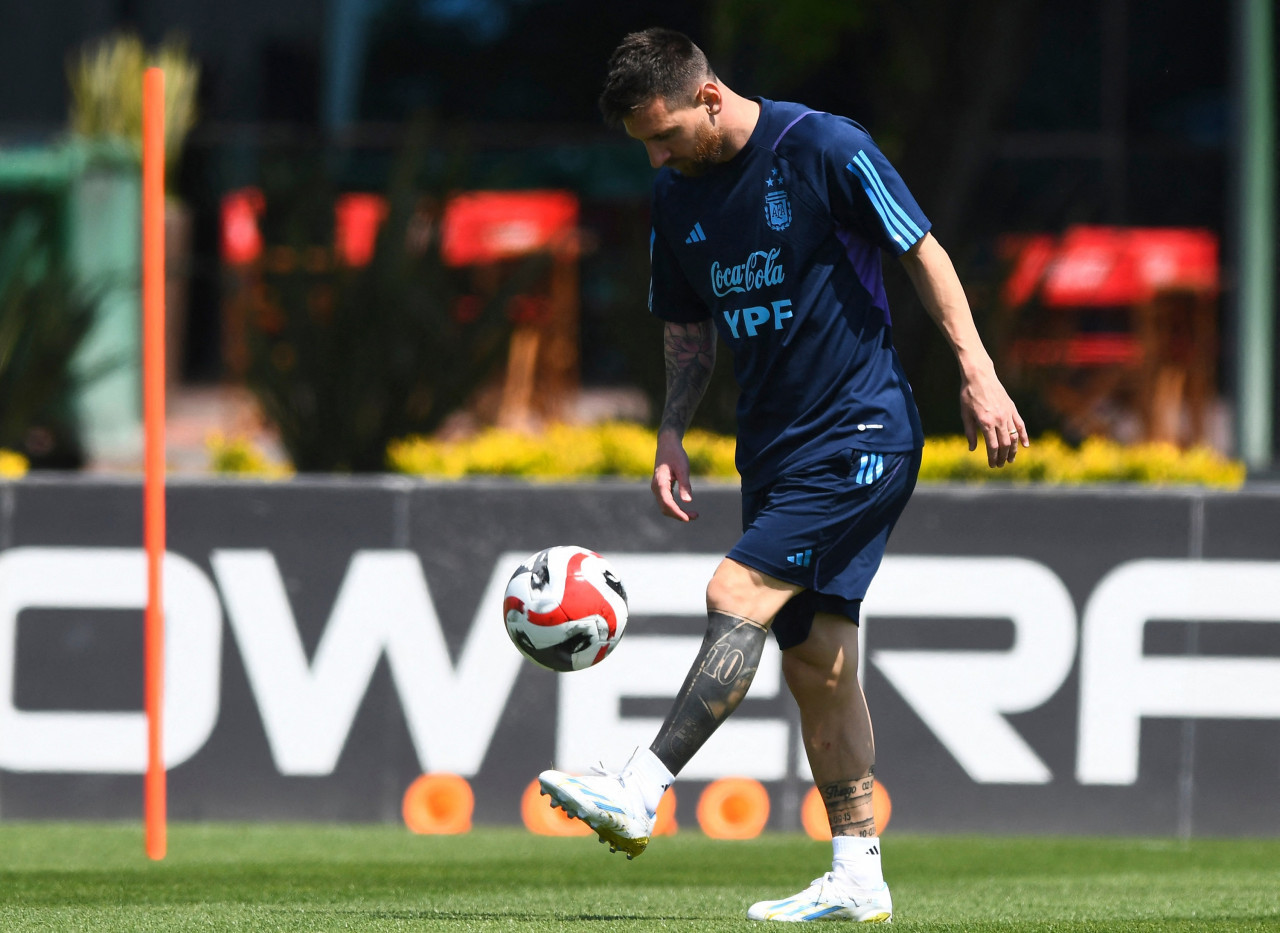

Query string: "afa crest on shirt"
[765, 189, 792, 231]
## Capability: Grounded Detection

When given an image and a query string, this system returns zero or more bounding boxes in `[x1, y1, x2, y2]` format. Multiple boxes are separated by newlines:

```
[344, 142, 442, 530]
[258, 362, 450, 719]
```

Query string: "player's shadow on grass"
[362, 910, 708, 922]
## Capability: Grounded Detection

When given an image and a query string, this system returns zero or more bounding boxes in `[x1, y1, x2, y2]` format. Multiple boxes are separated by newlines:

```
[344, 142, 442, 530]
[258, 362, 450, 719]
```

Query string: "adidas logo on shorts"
[786, 549, 813, 568]
[855, 453, 884, 485]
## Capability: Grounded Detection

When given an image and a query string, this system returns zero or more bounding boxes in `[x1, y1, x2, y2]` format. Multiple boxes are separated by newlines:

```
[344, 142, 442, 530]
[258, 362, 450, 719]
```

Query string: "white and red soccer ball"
[503, 546, 629, 672]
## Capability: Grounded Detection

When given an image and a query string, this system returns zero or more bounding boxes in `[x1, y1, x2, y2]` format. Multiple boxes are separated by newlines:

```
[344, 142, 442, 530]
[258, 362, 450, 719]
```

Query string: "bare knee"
[705, 567, 751, 613]
[782, 649, 841, 709]
[782, 618, 867, 722]
[704, 558, 799, 623]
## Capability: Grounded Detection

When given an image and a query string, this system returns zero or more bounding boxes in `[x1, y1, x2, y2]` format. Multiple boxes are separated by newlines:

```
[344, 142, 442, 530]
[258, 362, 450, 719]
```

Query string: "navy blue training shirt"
[649, 98, 928, 491]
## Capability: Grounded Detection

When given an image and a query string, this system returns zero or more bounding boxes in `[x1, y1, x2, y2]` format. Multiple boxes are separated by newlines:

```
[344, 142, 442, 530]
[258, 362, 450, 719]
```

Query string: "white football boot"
[747, 873, 893, 923]
[538, 763, 654, 859]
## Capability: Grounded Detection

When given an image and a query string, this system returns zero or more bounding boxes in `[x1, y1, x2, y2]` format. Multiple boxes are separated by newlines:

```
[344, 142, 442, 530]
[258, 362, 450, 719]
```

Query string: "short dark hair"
[598, 28, 716, 126]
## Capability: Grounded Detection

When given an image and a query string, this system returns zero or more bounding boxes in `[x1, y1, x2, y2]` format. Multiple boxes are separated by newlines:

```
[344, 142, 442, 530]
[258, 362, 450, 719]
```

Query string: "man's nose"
[646, 144, 669, 169]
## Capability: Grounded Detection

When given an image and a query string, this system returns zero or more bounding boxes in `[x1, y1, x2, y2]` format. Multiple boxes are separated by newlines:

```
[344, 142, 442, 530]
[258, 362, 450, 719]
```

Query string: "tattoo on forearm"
[660, 321, 715, 437]
[821, 770, 877, 837]
[651, 609, 767, 774]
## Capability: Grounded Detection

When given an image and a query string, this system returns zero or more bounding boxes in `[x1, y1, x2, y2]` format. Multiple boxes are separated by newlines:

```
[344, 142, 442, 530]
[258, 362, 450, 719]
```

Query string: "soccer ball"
[503, 546, 628, 672]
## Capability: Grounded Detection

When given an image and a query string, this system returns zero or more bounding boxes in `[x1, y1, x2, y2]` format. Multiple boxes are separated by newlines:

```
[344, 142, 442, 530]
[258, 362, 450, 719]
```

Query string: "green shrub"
[0, 211, 113, 467]
[240, 123, 546, 472]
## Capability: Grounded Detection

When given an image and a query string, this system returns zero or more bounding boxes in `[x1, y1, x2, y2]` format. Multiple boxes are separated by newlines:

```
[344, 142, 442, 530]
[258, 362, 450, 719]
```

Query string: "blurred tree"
[706, 0, 868, 91]
[704, 0, 1043, 436]
[240, 120, 548, 471]
[863, 0, 1043, 437]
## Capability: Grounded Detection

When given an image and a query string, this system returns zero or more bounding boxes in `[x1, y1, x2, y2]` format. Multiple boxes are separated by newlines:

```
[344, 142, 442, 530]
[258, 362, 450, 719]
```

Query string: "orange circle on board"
[653, 788, 678, 837]
[521, 777, 676, 838]
[402, 773, 474, 835]
[697, 777, 770, 840]
[801, 780, 892, 840]
[521, 778, 593, 836]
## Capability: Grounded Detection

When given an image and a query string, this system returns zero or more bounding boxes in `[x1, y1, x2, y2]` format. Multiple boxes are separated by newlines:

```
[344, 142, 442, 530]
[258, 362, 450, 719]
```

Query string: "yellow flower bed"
[386, 422, 737, 480]
[209, 424, 1244, 489]
[0, 449, 29, 478]
[385, 424, 1246, 488]
[206, 432, 293, 479]
[918, 434, 1245, 487]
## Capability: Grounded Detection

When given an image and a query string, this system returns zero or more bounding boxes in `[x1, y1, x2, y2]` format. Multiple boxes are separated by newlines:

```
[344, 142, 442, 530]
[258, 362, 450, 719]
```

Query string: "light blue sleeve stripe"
[648, 228, 656, 312]
[854, 150, 924, 240]
[845, 159, 907, 246]
[853, 150, 925, 241]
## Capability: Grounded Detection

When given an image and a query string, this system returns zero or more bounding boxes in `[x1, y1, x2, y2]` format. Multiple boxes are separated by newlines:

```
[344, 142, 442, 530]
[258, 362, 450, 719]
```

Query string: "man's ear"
[697, 82, 723, 115]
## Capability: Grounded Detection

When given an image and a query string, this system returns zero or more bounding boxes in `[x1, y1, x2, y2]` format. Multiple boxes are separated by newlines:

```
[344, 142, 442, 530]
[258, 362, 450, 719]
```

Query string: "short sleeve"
[648, 202, 709, 324]
[823, 123, 931, 256]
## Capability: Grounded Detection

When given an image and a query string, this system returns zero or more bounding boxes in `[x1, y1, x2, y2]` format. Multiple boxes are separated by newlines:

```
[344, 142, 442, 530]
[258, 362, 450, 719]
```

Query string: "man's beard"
[672, 121, 724, 177]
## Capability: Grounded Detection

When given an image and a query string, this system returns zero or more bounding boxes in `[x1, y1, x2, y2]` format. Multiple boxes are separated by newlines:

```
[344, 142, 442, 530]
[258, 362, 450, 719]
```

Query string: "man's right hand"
[651, 432, 699, 522]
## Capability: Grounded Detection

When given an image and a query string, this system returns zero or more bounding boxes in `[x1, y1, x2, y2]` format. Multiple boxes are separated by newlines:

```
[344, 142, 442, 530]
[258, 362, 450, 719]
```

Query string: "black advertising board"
[0, 476, 1276, 836]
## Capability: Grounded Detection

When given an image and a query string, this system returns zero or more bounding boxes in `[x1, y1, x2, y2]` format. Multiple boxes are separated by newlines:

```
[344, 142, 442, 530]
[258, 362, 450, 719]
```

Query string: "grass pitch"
[1, 823, 1277, 931]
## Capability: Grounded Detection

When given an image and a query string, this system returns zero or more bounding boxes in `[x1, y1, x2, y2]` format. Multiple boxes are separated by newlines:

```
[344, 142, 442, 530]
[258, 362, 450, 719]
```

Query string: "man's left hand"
[960, 370, 1028, 468]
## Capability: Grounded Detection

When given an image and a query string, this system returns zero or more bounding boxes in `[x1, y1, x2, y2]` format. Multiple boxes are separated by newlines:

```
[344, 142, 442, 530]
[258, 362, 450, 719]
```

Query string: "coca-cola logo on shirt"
[709, 248, 785, 298]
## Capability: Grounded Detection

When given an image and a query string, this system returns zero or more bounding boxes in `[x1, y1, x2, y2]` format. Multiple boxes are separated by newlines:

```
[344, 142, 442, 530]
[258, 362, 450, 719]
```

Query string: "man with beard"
[538, 27, 1027, 923]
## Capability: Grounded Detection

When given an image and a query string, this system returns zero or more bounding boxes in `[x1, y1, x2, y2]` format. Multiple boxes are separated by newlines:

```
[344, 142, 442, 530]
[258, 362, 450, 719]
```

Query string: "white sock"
[621, 747, 675, 817]
[832, 835, 884, 890]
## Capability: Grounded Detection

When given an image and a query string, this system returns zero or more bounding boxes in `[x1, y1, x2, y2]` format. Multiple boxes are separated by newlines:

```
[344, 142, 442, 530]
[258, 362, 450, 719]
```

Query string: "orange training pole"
[142, 65, 167, 861]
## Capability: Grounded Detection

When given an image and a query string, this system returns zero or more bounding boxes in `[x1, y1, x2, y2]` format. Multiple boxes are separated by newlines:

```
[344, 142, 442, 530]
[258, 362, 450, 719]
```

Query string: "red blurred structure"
[334, 193, 390, 267]
[440, 191, 581, 428]
[219, 187, 582, 429]
[220, 188, 393, 269]
[219, 188, 265, 266]
[1005, 226, 1217, 308]
[440, 190, 578, 266]
[1002, 225, 1220, 446]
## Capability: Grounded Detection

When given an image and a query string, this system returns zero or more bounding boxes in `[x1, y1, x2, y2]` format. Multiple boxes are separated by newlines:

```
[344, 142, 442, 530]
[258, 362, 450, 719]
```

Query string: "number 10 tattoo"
[650, 609, 768, 775]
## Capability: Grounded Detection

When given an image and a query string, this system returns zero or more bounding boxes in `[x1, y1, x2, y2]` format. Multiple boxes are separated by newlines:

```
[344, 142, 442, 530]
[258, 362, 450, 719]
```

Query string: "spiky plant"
[0, 211, 115, 466]
[240, 125, 545, 472]
[66, 31, 199, 181]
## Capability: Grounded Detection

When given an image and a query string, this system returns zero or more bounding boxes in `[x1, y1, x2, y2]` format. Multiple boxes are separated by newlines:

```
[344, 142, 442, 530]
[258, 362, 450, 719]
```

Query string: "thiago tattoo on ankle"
[821, 769, 877, 837]
[650, 609, 768, 774]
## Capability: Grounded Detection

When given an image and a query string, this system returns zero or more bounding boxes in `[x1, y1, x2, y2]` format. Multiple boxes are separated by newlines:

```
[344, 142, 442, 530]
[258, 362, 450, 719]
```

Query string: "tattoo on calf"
[821, 770, 877, 837]
[650, 609, 768, 774]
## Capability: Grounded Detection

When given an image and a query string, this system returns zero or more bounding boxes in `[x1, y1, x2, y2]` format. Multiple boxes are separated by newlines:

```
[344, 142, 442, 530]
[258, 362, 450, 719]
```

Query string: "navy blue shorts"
[728, 447, 921, 650]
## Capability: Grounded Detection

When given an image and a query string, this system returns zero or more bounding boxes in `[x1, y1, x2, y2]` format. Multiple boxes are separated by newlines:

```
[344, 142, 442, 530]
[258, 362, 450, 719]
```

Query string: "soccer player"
[539, 28, 1028, 923]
